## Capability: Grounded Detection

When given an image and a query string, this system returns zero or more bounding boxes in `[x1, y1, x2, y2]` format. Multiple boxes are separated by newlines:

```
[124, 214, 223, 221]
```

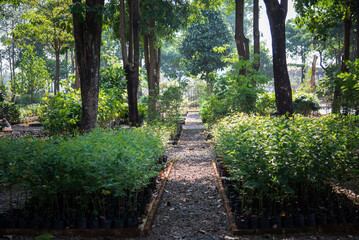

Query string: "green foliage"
[255, 92, 276, 115]
[158, 84, 183, 125]
[212, 114, 359, 214]
[339, 59, 359, 114]
[180, 9, 232, 77]
[39, 90, 82, 136]
[0, 102, 21, 124]
[14, 93, 45, 106]
[20, 104, 41, 119]
[0, 127, 168, 218]
[12, 45, 50, 103]
[0, 85, 6, 102]
[293, 92, 320, 116]
[199, 59, 269, 124]
[39, 84, 128, 136]
[100, 66, 126, 91]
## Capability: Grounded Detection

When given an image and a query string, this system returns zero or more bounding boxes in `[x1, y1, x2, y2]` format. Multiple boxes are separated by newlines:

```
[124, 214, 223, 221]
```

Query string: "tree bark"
[356, 0, 359, 58]
[332, 10, 352, 114]
[119, 0, 140, 126]
[55, 47, 60, 95]
[310, 55, 318, 93]
[147, 33, 158, 121]
[72, 0, 104, 132]
[235, 0, 250, 75]
[253, 0, 260, 71]
[264, 0, 293, 116]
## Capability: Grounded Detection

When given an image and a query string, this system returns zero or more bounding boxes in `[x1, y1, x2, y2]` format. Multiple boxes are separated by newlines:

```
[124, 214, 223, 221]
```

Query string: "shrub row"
[0, 127, 169, 220]
[212, 114, 359, 216]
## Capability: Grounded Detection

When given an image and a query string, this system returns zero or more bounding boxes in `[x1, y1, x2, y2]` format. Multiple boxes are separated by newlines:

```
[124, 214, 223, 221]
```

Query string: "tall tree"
[286, 19, 313, 82]
[295, 0, 355, 113]
[72, 0, 104, 132]
[253, 0, 260, 71]
[180, 10, 232, 92]
[235, 0, 249, 70]
[141, 0, 189, 121]
[13, 0, 73, 95]
[264, 0, 293, 115]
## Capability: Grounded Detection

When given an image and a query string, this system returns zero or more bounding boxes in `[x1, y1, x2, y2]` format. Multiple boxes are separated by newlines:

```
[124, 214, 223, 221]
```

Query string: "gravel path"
[141, 111, 232, 240]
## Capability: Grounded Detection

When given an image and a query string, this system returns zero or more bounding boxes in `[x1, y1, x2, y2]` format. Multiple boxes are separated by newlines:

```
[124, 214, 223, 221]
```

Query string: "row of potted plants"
[0, 126, 170, 229]
[212, 114, 359, 226]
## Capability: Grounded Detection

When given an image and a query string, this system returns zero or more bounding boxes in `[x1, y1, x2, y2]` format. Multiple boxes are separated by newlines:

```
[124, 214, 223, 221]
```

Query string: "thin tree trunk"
[147, 34, 157, 121]
[333, 11, 352, 114]
[310, 55, 318, 93]
[356, 0, 359, 58]
[235, 0, 250, 75]
[300, 47, 305, 82]
[120, 0, 140, 126]
[55, 48, 60, 95]
[264, 0, 293, 116]
[72, 0, 104, 132]
[253, 0, 260, 71]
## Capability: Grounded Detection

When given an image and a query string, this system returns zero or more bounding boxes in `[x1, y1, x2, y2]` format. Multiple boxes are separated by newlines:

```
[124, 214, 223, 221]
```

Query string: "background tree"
[264, 0, 294, 115]
[180, 9, 232, 92]
[286, 19, 313, 81]
[72, 0, 104, 132]
[12, 45, 50, 103]
[140, 0, 189, 121]
[295, 0, 356, 113]
[13, 0, 73, 95]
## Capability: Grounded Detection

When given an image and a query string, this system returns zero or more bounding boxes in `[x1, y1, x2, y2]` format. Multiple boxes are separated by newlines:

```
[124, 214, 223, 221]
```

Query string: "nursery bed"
[0, 160, 174, 238]
[212, 159, 359, 235]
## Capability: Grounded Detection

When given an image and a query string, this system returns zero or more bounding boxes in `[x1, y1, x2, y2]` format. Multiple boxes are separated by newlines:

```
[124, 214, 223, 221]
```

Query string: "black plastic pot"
[316, 214, 327, 225]
[113, 218, 126, 229]
[235, 217, 248, 229]
[76, 216, 87, 229]
[52, 219, 65, 230]
[88, 218, 100, 229]
[42, 218, 52, 229]
[248, 217, 258, 229]
[259, 217, 270, 229]
[294, 214, 305, 227]
[99, 218, 112, 229]
[282, 216, 294, 228]
[17, 217, 28, 229]
[328, 214, 338, 224]
[269, 216, 282, 229]
[305, 214, 316, 226]
[127, 217, 139, 228]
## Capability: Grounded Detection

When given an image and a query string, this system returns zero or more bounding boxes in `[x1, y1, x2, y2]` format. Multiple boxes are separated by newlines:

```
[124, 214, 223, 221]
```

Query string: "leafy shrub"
[20, 103, 41, 119]
[39, 88, 127, 135]
[14, 93, 44, 106]
[212, 114, 359, 214]
[39, 90, 82, 135]
[255, 92, 276, 115]
[0, 102, 21, 123]
[293, 92, 320, 116]
[339, 59, 359, 114]
[0, 85, 6, 102]
[0, 127, 168, 218]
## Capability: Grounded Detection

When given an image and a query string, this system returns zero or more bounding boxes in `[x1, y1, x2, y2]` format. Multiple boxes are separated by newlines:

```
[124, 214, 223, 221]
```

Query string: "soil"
[1, 112, 359, 239]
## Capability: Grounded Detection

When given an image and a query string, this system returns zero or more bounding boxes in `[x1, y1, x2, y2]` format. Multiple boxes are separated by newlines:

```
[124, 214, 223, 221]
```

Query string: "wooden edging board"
[211, 159, 359, 235]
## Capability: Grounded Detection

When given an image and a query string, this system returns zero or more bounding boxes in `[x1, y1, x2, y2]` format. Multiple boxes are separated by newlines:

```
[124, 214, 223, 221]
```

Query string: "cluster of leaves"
[0, 127, 168, 218]
[19, 104, 41, 119]
[339, 59, 359, 114]
[199, 59, 269, 125]
[212, 114, 359, 214]
[0, 102, 21, 124]
[39, 67, 128, 135]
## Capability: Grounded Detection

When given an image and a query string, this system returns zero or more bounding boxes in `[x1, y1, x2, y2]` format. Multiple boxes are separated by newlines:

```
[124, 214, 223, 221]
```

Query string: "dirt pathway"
[141, 111, 233, 240]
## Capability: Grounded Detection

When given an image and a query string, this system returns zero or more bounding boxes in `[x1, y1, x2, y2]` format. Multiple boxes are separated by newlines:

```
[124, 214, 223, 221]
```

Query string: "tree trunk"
[356, 0, 359, 58]
[147, 34, 158, 121]
[55, 48, 60, 95]
[300, 47, 305, 82]
[120, 0, 140, 126]
[332, 10, 352, 114]
[264, 0, 293, 116]
[72, 0, 104, 132]
[235, 0, 250, 75]
[253, 0, 260, 71]
[310, 55, 318, 93]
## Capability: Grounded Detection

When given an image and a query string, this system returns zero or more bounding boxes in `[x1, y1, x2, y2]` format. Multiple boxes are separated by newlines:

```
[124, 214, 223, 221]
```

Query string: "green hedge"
[0, 127, 169, 217]
[212, 114, 359, 209]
